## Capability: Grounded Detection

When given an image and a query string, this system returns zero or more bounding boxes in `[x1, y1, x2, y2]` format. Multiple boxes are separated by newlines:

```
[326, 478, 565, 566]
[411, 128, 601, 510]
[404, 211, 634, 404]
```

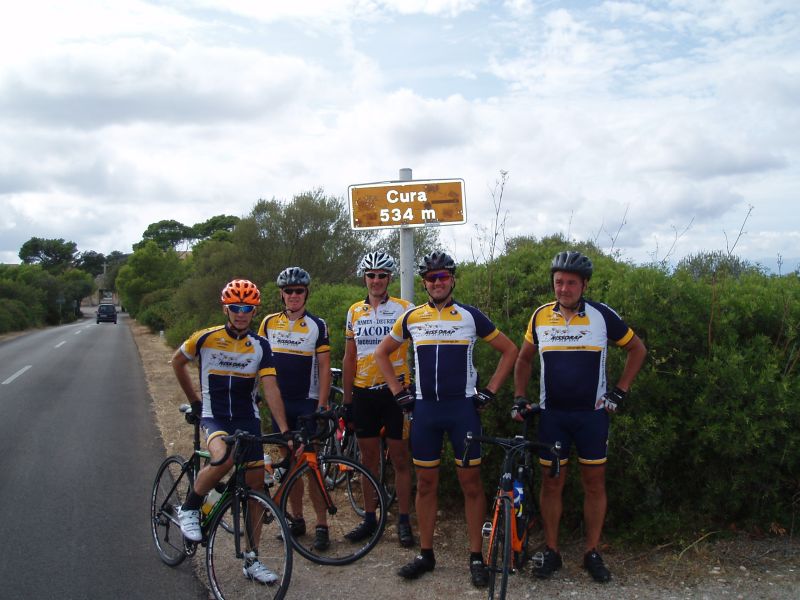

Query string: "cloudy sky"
[1, 0, 798, 271]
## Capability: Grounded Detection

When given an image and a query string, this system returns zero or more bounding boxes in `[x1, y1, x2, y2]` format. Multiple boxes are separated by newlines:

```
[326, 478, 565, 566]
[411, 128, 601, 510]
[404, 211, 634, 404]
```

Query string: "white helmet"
[357, 251, 397, 276]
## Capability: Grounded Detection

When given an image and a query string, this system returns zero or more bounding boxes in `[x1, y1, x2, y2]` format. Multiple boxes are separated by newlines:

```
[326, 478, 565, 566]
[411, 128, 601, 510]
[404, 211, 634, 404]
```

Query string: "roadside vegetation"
[3, 187, 798, 549]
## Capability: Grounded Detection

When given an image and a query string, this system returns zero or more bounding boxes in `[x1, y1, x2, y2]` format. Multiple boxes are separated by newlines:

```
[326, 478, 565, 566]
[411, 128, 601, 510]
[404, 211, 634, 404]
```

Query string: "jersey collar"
[554, 298, 587, 317]
[427, 298, 455, 309]
[363, 294, 390, 305]
[224, 323, 252, 340]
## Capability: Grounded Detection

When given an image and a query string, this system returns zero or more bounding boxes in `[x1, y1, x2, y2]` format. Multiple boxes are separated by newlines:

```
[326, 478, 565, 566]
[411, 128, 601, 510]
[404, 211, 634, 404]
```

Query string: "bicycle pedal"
[531, 551, 544, 568]
[481, 521, 493, 538]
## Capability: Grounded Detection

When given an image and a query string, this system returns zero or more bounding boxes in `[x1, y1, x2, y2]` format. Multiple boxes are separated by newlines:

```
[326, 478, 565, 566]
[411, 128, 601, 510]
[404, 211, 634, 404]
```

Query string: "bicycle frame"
[464, 429, 561, 575]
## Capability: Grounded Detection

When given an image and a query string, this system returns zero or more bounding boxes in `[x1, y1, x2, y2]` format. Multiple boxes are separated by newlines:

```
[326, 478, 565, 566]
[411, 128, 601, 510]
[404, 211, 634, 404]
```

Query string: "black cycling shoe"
[344, 520, 377, 542]
[532, 546, 562, 579]
[397, 522, 415, 548]
[288, 517, 306, 537]
[397, 555, 435, 580]
[469, 559, 489, 588]
[313, 525, 330, 551]
[583, 549, 611, 583]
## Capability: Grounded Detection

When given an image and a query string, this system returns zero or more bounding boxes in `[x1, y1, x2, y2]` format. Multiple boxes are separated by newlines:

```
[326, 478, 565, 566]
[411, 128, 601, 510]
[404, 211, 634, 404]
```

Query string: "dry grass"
[130, 321, 195, 459]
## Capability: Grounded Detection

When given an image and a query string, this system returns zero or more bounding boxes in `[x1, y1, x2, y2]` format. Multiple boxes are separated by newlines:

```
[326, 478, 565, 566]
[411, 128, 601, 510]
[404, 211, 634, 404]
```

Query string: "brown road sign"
[348, 179, 466, 230]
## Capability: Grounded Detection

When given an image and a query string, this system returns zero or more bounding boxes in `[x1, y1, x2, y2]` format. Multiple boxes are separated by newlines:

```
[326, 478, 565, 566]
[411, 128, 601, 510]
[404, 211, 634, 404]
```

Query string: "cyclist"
[374, 250, 518, 588]
[257, 267, 332, 551]
[172, 278, 290, 585]
[342, 251, 415, 547]
[512, 250, 647, 583]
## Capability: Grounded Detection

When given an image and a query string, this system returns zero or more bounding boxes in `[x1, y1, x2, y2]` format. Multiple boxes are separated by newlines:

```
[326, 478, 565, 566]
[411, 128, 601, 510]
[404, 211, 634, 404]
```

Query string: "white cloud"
[0, 0, 797, 271]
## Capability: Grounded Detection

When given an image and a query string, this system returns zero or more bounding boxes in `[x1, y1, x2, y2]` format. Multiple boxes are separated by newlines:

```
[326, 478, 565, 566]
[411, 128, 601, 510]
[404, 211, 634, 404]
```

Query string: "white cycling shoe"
[176, 507, 202, 542]
[243, 552, 278, 585]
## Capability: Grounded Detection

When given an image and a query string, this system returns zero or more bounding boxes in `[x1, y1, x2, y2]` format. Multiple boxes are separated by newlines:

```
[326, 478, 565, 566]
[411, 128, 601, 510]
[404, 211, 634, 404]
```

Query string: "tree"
[75, 250, 106, 277]
[135, 220, 192, 252]
[18, 237, 78, 273]
[234, 189, 377, 284]
[191, 215, 240, 240]
[116, 241, 186, 315]
[377, 227, 441, 266]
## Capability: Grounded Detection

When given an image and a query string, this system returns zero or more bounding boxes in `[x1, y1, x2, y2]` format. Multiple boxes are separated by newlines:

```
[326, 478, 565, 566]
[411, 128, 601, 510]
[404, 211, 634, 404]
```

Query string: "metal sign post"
[398, 168, 414, 303]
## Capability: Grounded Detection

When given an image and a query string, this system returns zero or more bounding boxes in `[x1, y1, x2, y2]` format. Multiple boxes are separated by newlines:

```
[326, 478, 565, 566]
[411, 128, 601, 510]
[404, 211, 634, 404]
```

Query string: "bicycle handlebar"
[463, 431, 562, 479]
[209, 430, 291, 466]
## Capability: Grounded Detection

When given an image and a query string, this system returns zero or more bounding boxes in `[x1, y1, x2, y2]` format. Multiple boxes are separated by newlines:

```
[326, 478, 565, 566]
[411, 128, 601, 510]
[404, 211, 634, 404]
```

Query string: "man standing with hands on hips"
[513, 251, 647, 583]
[374, 250, 518, 588]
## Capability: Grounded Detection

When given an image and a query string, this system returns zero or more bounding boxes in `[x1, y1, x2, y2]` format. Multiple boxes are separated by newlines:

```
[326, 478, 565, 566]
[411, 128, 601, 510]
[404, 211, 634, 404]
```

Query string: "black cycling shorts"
[353, 386, 406, 440]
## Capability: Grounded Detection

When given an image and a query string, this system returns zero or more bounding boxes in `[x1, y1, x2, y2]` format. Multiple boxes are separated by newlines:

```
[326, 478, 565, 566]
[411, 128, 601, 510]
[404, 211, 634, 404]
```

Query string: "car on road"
[96, 304, 118, 324]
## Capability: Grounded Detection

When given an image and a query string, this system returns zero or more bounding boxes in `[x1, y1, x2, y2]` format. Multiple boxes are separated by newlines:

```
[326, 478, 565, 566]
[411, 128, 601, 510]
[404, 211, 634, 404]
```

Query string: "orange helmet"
[220, 279, 261, 306]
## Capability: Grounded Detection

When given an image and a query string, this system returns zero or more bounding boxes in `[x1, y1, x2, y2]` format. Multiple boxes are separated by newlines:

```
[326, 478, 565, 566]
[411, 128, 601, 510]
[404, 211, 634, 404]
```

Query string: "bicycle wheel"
[150, 455, 191, 566]
[378, 436, 397, 507]
[206, 489, 292, 600]
[487, 496, 512, 600]
[279, 455, 386, 565]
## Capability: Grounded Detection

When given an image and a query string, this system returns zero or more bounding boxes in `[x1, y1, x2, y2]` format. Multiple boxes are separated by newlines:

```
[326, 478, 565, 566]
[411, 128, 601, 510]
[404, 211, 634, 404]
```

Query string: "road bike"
[265, 407, 387, 566]
[463, 411, 561, 600]
[150, 405, 293, 600]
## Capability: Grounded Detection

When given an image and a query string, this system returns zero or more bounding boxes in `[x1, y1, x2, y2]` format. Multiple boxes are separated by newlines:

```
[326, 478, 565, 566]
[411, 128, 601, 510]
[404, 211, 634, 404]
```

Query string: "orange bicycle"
[266, 408, 386, 566]
[464, 419, 561, 599]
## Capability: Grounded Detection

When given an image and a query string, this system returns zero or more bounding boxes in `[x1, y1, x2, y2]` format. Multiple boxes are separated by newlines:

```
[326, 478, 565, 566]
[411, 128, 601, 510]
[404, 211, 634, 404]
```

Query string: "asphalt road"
[0, 312, 207, 599]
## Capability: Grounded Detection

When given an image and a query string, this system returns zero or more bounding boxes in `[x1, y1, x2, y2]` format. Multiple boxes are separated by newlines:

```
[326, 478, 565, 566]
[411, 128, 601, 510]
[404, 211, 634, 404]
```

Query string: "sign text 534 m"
[348, 179, 466, 230]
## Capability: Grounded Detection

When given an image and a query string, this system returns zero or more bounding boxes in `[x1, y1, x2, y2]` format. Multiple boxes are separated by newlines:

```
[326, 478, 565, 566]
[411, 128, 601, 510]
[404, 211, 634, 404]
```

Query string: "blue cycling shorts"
[201, 416, 264, 467]
[271, 398, 317, 435]
[537, 409, 609, 467]
[410, 399, 482, 468]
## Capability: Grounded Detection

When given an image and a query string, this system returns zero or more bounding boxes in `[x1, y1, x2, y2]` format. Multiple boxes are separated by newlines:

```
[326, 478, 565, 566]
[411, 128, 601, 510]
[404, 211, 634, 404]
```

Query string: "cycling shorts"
[271, 398, 317, 435]
[410, 399, 482, 468]
[201, 416, 263, 466]
[537, 409, 609, 466]
[353, 386, 406, 440]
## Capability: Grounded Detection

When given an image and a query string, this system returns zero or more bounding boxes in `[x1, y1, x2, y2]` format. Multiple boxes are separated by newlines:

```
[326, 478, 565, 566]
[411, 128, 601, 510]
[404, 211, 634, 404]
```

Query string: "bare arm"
[261, 375, 289, 433]
[615, 334, 647, 392]
[483, 331, 519, 394]
[171, 348, 200, 404]
[513, 339, 537, 398]
[342, 339, 357, 405]
[374, 335, 404, 395]
[317, 351, 331, 408]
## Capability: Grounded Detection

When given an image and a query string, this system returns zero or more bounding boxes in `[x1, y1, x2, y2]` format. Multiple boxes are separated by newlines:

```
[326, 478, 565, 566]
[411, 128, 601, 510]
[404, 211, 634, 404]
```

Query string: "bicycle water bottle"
[202, 488, 222, 515]
[264, 453, 275, 487]
[512, 479, 524, 517]
[512, 465, 525, 517]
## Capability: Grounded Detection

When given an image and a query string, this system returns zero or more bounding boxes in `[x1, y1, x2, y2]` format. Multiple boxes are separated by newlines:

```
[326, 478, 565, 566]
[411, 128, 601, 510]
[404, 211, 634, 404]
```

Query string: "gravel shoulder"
[131, 321, 800, 599]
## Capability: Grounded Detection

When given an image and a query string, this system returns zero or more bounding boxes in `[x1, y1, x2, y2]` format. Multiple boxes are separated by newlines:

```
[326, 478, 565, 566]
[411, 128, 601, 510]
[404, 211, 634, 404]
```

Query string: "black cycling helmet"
[418, 250, 457, 276]
[276, 267, 311, 288]
[550, 251, 593, 280]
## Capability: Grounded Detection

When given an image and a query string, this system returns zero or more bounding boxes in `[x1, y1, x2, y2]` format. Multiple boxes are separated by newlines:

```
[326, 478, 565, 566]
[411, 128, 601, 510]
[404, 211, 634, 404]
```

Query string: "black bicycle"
[464, 411, 561, 600]
[150, 405, 293, 599]
[266, 408, 387, 566]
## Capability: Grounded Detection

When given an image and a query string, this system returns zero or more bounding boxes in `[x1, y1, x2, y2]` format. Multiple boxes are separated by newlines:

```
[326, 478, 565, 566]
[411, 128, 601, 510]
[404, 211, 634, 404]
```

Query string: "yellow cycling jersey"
[345, 295, 412, 388]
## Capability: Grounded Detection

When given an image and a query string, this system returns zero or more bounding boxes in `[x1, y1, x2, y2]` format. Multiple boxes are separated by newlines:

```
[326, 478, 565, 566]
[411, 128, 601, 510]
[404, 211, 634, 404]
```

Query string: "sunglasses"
[228, 304, 256, 314]
[282, 287, 306, 295]
[423, 272, 453, 283]
[365, 272, 389, 280]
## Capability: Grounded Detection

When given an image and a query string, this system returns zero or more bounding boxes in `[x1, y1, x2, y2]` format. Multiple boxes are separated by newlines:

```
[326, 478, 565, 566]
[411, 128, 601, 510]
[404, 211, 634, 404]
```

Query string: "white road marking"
[2, 365, 32, 385]
[74, 330, 82, 335]
[55, 341, 67, 348]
